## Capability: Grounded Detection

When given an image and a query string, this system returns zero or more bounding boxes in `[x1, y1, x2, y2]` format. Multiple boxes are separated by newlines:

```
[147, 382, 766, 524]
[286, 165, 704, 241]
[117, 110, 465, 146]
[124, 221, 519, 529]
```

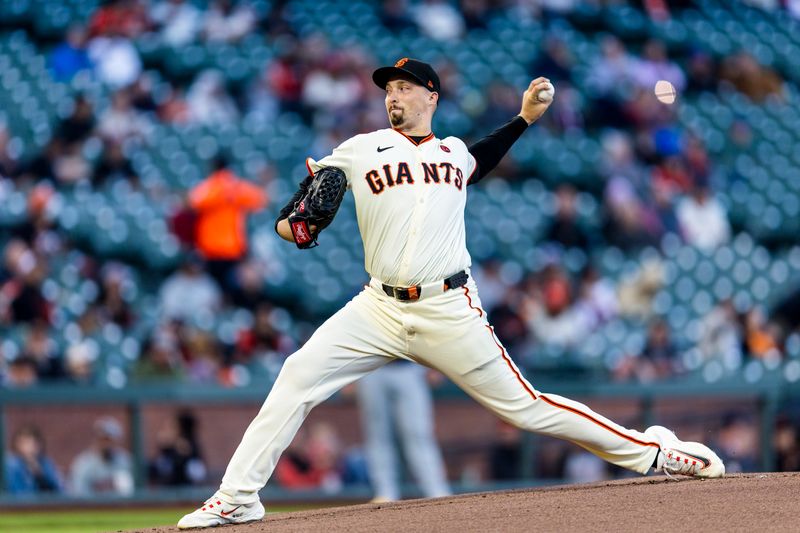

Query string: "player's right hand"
[519, 77, 553, 125]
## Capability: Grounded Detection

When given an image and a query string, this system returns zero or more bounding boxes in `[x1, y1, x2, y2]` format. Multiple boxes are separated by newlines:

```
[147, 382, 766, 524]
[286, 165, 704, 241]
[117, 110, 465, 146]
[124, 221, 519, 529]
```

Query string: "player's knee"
[501, 414, 538, 432]
[272, 353, 316, 392]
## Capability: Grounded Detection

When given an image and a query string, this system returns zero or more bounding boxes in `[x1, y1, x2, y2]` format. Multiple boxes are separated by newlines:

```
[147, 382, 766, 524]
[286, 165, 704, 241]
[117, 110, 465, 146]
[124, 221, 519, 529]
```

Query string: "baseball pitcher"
[178, 58, 724, 529]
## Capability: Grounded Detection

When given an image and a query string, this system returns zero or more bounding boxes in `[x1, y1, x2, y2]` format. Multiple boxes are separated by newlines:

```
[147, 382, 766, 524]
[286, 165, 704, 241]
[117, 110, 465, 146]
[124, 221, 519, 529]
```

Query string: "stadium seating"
[1, 0, 799, 389]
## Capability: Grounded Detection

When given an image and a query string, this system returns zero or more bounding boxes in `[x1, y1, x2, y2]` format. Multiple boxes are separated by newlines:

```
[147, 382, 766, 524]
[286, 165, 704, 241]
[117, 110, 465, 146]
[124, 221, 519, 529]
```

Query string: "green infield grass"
[0, 505, 317, 533]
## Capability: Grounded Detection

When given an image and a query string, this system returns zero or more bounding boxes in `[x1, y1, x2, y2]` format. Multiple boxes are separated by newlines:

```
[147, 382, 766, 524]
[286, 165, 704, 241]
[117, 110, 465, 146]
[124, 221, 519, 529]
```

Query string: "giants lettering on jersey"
[365, 161, 464, 194]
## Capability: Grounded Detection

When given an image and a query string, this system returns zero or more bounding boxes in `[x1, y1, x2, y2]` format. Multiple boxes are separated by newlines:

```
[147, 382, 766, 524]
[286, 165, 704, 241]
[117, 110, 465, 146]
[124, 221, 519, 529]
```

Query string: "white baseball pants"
[218, 277, 660, 503]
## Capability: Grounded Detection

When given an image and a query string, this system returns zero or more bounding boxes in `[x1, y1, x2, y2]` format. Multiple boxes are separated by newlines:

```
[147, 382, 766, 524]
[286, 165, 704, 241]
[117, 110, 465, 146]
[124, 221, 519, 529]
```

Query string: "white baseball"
[536, 82, 555, 103]
[654, 79, 677, 104]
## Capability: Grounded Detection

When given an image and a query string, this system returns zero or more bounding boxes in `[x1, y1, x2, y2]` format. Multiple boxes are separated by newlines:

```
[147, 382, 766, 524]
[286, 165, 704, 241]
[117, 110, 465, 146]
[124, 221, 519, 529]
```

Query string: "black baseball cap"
[372, 58, 440, 93]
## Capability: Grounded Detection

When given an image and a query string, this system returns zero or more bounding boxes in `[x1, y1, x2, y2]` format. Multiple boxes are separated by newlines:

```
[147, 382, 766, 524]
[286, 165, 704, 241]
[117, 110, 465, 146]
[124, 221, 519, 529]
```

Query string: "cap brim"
[372, 66, 431, 91]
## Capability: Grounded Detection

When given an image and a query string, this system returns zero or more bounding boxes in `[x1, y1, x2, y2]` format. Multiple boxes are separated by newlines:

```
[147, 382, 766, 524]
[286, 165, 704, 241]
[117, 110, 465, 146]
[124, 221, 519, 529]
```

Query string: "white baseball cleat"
[177, 494, 265, 529]
[645, 425, 725, 479]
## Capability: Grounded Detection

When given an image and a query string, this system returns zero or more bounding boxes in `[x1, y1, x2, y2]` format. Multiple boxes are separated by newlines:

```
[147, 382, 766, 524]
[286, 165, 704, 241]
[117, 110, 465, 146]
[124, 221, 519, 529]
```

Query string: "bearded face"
[389, 107, 405, 127]
[384, 77, 437, 130]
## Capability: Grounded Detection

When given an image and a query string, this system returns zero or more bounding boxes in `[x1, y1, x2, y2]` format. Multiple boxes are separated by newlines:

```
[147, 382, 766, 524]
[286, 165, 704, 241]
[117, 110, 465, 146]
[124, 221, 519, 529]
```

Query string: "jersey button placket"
[398, 149, 424, 282]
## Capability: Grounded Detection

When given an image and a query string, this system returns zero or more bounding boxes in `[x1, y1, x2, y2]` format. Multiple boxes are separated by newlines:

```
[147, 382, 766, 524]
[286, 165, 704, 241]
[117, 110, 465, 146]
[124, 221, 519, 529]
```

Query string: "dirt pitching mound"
[140, 473, 799, 533]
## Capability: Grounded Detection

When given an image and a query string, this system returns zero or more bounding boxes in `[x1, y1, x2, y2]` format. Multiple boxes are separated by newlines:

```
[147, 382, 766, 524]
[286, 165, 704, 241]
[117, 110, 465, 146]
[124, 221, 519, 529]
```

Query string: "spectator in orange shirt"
[189, 155, 267, 290]
[743, 307, 781, 362]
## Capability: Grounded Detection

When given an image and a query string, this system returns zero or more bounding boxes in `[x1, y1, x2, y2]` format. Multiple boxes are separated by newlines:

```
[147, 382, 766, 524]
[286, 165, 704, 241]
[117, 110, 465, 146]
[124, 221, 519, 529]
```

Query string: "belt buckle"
[394, 285, 420, 301]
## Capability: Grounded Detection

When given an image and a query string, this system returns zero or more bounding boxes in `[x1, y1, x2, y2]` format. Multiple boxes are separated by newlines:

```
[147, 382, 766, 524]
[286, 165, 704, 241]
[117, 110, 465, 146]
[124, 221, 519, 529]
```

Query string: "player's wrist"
[517, 113, 535, 126]
[276, 218, 295, 242]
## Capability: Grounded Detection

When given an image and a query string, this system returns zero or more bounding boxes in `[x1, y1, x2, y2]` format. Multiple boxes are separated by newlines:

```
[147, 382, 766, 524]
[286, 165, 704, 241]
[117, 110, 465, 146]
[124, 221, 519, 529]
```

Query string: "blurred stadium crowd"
[2, 0, 800, 493]
[6, 408, 800, 496]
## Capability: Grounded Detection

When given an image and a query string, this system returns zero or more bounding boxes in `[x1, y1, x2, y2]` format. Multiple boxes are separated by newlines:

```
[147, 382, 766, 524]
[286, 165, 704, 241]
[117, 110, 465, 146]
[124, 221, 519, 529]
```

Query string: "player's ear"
[429, 91, 439, 107]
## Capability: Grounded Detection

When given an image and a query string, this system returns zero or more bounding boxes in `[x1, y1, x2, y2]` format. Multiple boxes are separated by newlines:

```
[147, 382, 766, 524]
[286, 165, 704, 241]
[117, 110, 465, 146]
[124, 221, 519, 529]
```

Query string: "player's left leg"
[444, 354, 661, 474]
[411, 276, 723, 478]
[445, 354, 724, 478]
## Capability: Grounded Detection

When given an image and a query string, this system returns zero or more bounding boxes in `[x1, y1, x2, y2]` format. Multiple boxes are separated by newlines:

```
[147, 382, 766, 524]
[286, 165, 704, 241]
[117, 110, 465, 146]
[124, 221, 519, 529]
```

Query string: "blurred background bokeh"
[1, 0, 800, 506]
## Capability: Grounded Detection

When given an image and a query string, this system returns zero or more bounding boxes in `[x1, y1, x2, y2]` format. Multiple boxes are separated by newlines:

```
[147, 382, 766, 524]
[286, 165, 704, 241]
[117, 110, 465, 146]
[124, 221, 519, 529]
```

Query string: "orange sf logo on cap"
[395, 58, 409, 68]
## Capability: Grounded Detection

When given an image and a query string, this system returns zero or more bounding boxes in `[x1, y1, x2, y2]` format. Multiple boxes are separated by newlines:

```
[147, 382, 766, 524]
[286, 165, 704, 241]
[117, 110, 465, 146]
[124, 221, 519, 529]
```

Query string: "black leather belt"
[382, 271, 469, 301]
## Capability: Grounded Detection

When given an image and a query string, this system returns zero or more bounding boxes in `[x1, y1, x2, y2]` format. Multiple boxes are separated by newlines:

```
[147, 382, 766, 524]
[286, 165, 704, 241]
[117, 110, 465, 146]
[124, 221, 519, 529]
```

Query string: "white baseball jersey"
[306, 128, 477, 287]
[203, 125, 680, 516]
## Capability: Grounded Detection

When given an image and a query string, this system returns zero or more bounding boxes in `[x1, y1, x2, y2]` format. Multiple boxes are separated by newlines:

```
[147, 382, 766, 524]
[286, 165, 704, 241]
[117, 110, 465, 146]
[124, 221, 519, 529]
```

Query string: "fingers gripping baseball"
[519, 77, 554, 125]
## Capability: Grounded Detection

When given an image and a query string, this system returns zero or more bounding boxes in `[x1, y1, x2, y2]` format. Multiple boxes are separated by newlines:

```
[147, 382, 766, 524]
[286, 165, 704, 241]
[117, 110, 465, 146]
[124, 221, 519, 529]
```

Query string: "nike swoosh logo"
[377, 146, 394, 152]
[674, 449, 711, 468]
[220, 506, 242, 517]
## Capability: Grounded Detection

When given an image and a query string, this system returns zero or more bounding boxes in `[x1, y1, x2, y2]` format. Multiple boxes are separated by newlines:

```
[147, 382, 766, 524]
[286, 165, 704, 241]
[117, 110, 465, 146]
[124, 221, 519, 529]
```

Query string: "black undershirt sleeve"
[467, 115, 529, 186]
[274, 174, 314, 232]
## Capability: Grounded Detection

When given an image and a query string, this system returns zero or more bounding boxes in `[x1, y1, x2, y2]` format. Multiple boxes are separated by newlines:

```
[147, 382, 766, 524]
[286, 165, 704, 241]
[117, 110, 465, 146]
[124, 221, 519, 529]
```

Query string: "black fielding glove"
[288, 166, 347, 249]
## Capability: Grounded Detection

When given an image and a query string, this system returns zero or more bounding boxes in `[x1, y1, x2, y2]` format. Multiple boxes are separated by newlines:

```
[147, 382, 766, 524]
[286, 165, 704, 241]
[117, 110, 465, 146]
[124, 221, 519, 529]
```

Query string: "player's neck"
[393, 118, 432, 137]
[394, 126, 432, 136]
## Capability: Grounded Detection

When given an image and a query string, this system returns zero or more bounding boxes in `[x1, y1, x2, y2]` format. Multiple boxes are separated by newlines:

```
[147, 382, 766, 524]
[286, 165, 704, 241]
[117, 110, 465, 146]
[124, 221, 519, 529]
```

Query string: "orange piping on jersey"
[461, 287, 661, 450]
[462, 287, 537, 399]
[462, 286, 482, 317]
[305, 157, 314, 176]
[538, 394, 661, 449]
[488, 324, 539, 401]
[418, 132, 435, 145]
[392, 129, 435, 146]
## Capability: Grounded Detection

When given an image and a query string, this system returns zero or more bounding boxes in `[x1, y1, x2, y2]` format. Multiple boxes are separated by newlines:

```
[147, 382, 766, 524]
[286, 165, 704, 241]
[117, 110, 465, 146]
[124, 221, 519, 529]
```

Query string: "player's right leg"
[178, 289, 404, 529]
